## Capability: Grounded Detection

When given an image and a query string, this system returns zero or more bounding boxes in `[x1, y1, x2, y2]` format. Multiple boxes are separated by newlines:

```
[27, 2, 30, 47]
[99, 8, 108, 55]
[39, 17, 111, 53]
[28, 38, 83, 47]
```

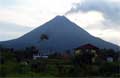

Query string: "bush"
[99, 62, 120, 77]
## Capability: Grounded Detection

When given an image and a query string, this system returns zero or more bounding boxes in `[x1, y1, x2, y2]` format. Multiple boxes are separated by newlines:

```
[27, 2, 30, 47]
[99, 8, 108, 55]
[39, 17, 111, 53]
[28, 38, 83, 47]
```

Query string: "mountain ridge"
[0, 15, 120, 52]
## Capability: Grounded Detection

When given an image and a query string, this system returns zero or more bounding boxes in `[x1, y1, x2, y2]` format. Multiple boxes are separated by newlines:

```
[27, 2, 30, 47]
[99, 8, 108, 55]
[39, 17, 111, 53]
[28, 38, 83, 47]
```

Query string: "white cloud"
[67, 11, 104, 27]
[0, 0, 83, 27]
[0, 8, 55, 27]
[0, 31, 22, 41]
[0, 22, 33, 41]
[93, 29, 120, 46]
[109, 0, 120, 2]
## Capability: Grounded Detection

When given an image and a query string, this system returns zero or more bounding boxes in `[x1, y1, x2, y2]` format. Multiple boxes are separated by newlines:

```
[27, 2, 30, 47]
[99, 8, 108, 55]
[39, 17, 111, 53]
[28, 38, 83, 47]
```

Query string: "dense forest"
[0, 46, 120, 77]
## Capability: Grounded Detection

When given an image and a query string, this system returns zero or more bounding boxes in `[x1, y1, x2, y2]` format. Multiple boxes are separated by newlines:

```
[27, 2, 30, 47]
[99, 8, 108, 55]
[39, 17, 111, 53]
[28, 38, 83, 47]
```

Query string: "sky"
[0, 0, 120, 46]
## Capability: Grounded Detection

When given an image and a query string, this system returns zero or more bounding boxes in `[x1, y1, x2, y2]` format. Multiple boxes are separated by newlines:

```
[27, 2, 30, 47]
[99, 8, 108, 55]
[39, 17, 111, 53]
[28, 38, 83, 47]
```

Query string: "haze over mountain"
[0, 22, 33, 41]
[0, 16, 119, 53]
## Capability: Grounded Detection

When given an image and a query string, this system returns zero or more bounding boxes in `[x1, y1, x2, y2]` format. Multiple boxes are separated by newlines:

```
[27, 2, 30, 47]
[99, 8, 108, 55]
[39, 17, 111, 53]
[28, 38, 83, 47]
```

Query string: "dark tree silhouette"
[40, 34, 49, 40]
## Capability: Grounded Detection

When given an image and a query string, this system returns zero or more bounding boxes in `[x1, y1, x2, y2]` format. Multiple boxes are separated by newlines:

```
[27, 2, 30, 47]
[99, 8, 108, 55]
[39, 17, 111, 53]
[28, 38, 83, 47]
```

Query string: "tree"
[40, 34, 49, 40]
[30, 60, 47, 73]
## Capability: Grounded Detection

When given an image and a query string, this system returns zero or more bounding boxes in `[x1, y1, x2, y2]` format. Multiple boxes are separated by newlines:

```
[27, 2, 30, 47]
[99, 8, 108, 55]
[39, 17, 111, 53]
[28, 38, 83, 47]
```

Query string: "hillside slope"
[0, 16, 119, 52]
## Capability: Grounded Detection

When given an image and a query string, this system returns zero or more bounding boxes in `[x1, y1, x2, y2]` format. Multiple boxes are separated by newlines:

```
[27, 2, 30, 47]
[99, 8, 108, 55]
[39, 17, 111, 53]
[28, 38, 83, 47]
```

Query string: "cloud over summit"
[66, 0, 120, 25]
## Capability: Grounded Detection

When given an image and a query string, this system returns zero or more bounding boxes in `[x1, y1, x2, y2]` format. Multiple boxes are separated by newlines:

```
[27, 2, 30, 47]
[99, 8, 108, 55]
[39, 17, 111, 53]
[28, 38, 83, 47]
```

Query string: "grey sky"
[66, 0, 120, 25]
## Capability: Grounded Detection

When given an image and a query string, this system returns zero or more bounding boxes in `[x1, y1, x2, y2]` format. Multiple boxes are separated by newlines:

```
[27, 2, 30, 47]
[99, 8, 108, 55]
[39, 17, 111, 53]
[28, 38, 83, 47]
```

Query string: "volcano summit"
[0, 16, 119, 52]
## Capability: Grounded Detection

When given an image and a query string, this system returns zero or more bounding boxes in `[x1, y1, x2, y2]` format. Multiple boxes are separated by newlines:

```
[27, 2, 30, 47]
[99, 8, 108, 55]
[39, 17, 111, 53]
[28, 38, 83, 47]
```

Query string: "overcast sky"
[0, 0, 120, 46]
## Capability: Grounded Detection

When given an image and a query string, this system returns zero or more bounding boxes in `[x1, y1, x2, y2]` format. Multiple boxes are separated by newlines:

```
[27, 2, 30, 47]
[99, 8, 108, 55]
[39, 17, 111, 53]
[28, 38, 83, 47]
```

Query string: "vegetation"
[40, 34, 49, 40]
[0, 47, 120, 77]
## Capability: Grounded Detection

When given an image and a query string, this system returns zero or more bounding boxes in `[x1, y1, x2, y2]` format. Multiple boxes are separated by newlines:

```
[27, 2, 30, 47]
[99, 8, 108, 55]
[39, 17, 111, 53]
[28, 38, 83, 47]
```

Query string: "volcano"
[0, 16, 119, 53]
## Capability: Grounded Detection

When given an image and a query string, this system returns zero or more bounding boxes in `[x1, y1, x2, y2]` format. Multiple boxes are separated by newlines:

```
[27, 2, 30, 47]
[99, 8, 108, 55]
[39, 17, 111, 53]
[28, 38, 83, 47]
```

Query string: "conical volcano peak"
[54, 15, 66, 19]
[47, 15, 78, 29]
[53, 15, 69, 21]
[0, 15, 119, 52]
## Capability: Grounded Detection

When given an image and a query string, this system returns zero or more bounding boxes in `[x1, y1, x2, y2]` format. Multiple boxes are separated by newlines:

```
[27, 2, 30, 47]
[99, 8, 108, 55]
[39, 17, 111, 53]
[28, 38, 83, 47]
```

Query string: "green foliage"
[30, 60, 47, 73]
[99, 62, 120, 77]
[0, 51, 16, 62]
[0, 48, 120, 77]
